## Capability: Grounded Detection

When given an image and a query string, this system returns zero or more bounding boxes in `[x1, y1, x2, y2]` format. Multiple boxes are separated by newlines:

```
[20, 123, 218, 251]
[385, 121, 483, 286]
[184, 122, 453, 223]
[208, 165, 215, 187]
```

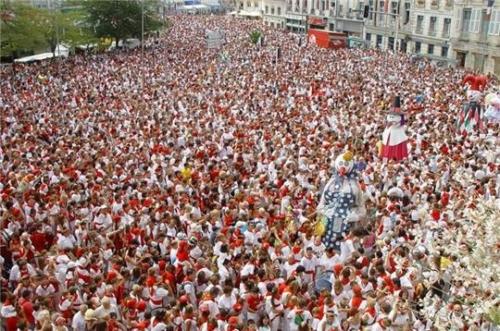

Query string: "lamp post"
[141, 0, 145, 94]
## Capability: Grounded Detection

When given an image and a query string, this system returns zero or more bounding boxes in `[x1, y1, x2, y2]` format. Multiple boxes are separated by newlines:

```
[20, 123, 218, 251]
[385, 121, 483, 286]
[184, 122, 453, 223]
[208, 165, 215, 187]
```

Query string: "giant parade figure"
[381, 95, 409, 162]
[458, 74, 488, 134]
[316, 150, 366, 250]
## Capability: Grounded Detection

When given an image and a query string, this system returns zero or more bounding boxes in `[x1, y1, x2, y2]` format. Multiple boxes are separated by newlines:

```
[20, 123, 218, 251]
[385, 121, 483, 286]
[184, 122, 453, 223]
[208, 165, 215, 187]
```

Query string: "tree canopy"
[0, 3, 47, 58]
[83, 0, 164, 44]
[0, 0, 165, 60]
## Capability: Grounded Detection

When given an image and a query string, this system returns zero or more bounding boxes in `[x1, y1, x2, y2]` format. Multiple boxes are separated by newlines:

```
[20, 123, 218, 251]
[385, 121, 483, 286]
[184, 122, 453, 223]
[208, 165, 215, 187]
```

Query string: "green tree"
[249, 30, 262, 45]
[38, 8, 96, 55]
[83, 0, 164, 46]
[0, 3, 46, 58]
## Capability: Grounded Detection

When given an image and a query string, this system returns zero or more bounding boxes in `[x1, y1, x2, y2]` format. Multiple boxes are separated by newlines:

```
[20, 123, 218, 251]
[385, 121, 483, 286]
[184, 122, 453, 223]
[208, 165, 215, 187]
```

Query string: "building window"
[415, 41, 421, 53]
[489, 10, 500, 35]
[428, 44, 434, 54]
[376, 35, 383, 48]
[429, 16, 436, 36]
[378, 1, 384, 22]
[441, 45, 449, 57]
[463, 8, 481, 33]
[277, 7, 281, 15]
[391, 1, 398, 14]
[443, 18, 451, 37]
[369, 0, 374, 19]
[388, 37, 394, 50]
[416, 15, 424, 34]
[404, 2, 410, 24]
[366, 32, 372, 41]
[271, 6, 275, 14]
[265, 5, 269, 13]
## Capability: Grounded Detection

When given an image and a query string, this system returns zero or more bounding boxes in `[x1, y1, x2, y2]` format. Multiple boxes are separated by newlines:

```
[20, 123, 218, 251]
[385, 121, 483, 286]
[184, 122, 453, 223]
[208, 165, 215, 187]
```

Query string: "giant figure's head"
[335, 151, 354, 177]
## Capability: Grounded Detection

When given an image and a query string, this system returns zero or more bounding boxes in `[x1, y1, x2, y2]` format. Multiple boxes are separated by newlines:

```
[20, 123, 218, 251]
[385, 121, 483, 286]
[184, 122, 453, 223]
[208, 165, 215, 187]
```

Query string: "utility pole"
[141, 0, 145, 94]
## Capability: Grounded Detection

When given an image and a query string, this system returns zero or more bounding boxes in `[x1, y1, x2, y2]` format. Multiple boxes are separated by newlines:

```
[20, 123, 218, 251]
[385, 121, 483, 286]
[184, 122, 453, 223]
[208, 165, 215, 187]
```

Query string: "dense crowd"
[1, 14, 499, 331]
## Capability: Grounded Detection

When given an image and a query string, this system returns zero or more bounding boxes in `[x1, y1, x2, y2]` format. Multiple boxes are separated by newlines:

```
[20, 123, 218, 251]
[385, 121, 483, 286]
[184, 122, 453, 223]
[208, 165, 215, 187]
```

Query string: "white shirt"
[72, 311, 86, 331]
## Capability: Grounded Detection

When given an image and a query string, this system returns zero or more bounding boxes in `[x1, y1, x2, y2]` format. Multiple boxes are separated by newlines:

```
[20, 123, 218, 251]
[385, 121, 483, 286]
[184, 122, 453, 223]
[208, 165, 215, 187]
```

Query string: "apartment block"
[451, 0, 500, 75]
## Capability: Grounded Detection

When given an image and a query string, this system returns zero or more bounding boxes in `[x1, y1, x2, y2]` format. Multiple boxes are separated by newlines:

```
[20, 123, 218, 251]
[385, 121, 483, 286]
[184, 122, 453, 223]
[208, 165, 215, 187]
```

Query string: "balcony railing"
[428, 29, 436, 36]
[416, 26, 423, 34]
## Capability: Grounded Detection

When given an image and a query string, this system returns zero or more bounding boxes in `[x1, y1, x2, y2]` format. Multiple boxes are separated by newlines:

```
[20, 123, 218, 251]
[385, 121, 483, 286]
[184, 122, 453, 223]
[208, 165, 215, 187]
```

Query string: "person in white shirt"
[71, 305, 87, 331]
[217, 286, 237, 311]
[93, 297, 121, 320]
[300, 247, 318, 285]
[287, 306, 312, 331]
[56, 228, 76, 250]
[318, 247, 341, 273]
[317, 310, 340, 331]
[35, 279, 56, 297]
[311, 236, 326, 258]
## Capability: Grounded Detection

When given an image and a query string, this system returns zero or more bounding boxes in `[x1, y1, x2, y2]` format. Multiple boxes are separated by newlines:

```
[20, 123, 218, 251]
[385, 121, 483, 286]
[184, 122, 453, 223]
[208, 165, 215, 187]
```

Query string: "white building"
[407, 0, 455, 63]
[451, 0, 500, 75]
[263, 0, 287, 28]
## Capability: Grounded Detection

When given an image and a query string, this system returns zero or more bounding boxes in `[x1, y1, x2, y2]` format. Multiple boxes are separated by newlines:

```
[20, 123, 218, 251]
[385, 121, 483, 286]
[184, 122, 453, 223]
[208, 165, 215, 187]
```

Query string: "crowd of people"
[0, 14, 499, 331]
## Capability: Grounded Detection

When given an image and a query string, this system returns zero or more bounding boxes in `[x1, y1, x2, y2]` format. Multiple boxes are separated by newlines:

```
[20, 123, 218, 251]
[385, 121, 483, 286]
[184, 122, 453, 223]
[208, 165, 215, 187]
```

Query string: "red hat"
[233, 303, 243, 312]
[228, 316, 239, 326]
[292, 246, 301, 254]
[136, 300, 147, 312]
[126, 299, 137, 309]
[107, 271, 118, 282]
[333, 264, 344, 276]
[179, 295, 189, 304]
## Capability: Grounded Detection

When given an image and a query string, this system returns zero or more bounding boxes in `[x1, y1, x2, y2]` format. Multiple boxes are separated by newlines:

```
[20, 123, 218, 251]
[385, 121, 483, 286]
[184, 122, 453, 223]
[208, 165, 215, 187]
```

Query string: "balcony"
[416, 26, 424, 35]
[428, 29, 436, 37]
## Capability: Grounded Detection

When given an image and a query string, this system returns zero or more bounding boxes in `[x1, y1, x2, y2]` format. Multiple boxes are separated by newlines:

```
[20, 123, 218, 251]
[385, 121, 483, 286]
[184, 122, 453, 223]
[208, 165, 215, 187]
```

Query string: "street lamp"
[141, 0, 145, 94]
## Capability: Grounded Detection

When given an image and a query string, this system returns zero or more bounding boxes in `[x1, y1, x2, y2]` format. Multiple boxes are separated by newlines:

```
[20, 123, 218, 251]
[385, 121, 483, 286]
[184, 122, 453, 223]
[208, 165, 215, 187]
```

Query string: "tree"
[37, 8, 96, 55]
[0, 2, 46, 58]
[83, 0, 164, 46]
[249, 30, 262, 45]
[1, 1, 94, 59]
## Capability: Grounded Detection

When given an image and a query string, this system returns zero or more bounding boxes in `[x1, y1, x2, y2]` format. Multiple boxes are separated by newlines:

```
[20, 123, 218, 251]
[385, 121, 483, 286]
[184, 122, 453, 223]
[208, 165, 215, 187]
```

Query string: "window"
[376, 34, 383, 48]
[462, 9, 471, 32]
[463, 8, 481, 33]
[470, 9, 481, 33]
[428, 44, 434, 54]
[429, 16, 436, 36]
[391, 1, 398, 14]
[415, 41, 421, 53]
[366, 32, 372, 41]
[416, 15, 424, 34]
[265, 5, 269, 13]
[388, 37, 395, 50]
[369, 0, 374, 19]
[489, 10, 500, 35]
[404, 2, 410, 24]
[271, 6, 275, 14]
[277, 7, 281, 15]
[441, 45, 449, 57]
[378, 1, 384, 22]
[443, 18, 451, 37]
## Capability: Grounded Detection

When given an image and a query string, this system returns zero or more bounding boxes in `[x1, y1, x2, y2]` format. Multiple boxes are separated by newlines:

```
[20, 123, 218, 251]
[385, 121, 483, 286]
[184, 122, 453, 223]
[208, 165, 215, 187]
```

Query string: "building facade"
[263, 0, 287, 28]
[451, 0, 500, 76]
[236, 0, 500, 75]
[407, 0, 454, 63]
